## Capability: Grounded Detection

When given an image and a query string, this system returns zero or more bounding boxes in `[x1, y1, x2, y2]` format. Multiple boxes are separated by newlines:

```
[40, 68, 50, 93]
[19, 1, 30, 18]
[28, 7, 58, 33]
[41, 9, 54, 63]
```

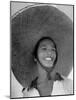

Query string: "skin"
[37, 40, 56, 68]
[36, 39, 57, 96]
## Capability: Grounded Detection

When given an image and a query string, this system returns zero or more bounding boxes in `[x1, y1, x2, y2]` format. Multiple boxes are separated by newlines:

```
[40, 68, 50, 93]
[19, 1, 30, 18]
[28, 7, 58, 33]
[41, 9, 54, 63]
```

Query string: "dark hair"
[33, 37, 58, 66]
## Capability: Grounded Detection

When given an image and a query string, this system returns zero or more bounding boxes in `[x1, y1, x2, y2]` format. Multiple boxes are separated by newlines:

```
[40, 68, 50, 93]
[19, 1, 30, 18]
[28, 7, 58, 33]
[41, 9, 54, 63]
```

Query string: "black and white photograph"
[11, 1, 74, 99]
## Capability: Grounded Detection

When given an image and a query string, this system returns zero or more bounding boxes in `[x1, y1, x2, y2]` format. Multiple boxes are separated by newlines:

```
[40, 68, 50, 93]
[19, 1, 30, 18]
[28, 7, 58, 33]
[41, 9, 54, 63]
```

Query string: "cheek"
[38, 51, 46, 61]
[51, 51, 56, 59]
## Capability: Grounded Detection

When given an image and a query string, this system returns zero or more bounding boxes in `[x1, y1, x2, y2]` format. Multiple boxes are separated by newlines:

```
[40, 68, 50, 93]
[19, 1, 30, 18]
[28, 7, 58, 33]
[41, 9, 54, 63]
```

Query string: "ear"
[34, 57, 37, 62]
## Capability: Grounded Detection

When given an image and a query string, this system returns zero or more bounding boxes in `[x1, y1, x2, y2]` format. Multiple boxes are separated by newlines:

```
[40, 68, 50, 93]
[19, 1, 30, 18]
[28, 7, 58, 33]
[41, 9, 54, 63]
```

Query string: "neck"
[37, 61, 57, 82]
[37, 63, 47, 83]
[37, 63, 54, 96]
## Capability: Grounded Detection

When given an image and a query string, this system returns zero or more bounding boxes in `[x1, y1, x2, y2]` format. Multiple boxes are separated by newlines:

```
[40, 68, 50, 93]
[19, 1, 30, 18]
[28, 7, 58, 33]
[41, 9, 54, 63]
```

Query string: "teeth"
[45, 57, 52, 60]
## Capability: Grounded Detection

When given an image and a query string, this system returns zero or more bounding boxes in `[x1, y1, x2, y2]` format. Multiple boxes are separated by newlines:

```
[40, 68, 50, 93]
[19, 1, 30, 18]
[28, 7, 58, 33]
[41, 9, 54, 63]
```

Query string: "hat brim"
[12, 5, 73, 87]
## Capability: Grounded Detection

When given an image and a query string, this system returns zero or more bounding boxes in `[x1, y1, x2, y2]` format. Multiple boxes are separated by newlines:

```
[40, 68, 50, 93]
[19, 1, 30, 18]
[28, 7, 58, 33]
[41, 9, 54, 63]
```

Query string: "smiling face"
[37, 40, 56, 68]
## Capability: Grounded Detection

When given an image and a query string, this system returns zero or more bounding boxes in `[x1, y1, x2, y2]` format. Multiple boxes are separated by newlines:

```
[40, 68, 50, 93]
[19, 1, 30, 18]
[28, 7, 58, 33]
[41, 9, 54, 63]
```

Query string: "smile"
[45, 57, 52, 61]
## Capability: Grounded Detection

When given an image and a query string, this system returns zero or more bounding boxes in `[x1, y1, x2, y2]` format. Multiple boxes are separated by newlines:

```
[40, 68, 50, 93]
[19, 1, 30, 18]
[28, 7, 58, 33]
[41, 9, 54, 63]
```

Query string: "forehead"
[39, 39, 55, 48]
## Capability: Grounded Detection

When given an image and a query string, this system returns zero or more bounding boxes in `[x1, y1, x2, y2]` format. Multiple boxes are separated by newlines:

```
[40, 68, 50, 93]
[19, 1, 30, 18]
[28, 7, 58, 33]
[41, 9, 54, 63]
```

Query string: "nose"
[47, 51, 52, 55]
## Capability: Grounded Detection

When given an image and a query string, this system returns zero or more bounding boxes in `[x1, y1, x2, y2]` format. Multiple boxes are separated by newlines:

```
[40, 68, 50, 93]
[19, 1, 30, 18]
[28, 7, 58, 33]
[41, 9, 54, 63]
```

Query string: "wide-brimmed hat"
[11, 5, 73, 88]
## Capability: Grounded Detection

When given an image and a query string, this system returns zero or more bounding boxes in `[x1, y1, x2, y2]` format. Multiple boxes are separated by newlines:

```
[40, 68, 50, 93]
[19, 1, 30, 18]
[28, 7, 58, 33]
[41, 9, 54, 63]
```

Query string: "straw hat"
[11, 5, 73, 88]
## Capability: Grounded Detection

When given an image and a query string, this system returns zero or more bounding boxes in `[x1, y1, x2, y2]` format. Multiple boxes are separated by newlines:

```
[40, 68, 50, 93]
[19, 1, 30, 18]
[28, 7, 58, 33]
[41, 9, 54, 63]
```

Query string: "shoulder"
[61, 76, 73, 94]
[22, 88, 40, 97]
[52, 76, 73, 95]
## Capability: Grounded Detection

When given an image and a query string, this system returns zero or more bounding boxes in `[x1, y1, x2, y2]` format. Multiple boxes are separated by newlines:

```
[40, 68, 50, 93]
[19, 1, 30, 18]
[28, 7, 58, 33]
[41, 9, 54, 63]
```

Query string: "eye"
[51, 48, 56, 51]
[41, 47, 47, 50]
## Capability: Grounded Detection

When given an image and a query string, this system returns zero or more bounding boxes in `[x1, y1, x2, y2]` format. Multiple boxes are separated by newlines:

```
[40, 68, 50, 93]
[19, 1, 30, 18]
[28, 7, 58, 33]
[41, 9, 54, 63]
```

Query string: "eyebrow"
[41, 46, 56, 51]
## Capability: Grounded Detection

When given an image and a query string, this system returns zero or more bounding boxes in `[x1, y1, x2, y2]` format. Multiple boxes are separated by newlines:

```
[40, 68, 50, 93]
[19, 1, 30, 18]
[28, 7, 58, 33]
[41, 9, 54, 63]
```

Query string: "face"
[37, 40, 56, 68]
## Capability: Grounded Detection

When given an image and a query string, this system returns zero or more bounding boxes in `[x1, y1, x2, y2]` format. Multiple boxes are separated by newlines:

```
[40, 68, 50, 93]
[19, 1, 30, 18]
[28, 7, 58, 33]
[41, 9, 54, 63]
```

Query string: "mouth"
[44, 56, 54, 62]
[45, 57, 52, 61]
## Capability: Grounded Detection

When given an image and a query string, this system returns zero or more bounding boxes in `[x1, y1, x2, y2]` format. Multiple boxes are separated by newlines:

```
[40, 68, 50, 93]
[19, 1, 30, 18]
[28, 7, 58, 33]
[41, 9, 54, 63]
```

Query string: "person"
[22, 37, 73, 97]
[11, 5, 73, 98]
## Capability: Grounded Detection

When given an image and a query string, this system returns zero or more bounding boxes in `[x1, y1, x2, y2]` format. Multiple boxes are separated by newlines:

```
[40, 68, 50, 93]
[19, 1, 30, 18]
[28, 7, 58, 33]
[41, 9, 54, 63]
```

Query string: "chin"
[43, 63, 53, 68]
[43, 64, 53, 68]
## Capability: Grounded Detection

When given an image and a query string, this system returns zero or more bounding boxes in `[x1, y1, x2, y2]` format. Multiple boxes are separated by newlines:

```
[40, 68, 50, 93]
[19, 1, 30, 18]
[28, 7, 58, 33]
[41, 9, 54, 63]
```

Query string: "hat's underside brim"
[12, 5, 73, 87]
